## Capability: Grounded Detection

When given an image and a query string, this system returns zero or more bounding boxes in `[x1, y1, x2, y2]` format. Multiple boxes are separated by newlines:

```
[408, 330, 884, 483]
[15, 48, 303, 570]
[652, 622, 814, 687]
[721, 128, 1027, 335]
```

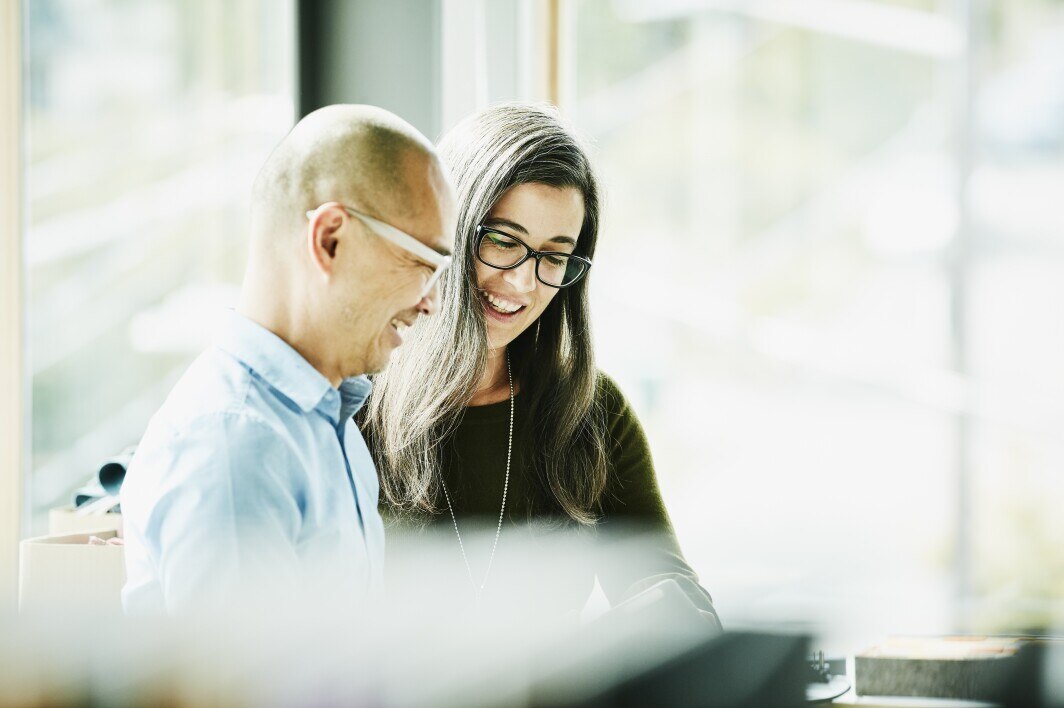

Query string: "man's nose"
[503, 258, 537, 293]
[416, 280, 440, 316]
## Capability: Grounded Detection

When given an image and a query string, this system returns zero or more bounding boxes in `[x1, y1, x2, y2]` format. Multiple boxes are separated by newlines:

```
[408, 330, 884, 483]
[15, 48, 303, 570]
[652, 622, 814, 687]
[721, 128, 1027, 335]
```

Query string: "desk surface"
[833, 688, 997, 708]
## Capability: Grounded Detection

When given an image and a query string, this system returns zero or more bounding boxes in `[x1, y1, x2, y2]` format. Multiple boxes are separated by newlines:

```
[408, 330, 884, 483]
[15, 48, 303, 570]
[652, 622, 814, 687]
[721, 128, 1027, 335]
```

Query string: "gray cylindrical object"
[97, 446, 136, 496]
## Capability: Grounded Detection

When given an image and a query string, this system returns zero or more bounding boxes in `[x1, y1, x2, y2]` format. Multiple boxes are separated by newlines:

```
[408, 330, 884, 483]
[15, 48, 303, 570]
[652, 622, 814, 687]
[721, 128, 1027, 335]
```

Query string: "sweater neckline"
[461, 393, 524, 424]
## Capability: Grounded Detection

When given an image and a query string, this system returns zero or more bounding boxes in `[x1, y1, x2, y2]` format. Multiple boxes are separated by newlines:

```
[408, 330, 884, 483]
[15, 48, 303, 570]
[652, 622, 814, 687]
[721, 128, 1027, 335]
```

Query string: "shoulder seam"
[159, 407, 282, 444]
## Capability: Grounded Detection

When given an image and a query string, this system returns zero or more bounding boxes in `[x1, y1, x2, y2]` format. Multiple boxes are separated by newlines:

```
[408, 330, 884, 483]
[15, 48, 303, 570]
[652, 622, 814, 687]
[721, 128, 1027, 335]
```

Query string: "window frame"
[1, 0, 25, 612]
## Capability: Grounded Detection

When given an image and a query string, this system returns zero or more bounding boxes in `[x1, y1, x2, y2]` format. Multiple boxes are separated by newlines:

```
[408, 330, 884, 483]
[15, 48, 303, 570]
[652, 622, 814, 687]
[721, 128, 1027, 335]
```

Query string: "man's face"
[330, 160, 455, 377]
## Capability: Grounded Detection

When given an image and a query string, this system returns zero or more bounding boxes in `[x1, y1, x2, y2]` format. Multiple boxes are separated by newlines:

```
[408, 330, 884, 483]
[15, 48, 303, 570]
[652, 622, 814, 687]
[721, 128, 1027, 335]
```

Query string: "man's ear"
[307, 202, 345, 278]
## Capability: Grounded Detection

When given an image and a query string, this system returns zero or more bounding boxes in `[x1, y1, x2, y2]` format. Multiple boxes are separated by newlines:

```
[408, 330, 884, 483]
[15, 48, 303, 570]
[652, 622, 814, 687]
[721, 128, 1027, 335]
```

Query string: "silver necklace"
[440, 351, 512, 604]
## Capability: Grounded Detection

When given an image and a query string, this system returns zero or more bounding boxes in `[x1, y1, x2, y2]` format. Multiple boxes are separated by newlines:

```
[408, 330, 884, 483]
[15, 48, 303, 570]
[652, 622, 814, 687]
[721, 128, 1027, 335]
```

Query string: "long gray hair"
[365, 102, 607, 525]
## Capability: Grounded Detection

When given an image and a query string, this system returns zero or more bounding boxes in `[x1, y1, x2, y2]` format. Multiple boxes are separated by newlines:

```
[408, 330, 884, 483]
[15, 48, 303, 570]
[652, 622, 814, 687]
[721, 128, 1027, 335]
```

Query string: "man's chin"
[363, 350, 393, 376]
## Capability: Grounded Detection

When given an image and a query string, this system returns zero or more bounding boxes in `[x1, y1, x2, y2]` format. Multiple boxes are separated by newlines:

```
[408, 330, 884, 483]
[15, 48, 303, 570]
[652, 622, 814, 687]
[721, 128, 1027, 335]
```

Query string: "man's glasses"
[475, 225, 591, 289]
[306, 204, 452, 299]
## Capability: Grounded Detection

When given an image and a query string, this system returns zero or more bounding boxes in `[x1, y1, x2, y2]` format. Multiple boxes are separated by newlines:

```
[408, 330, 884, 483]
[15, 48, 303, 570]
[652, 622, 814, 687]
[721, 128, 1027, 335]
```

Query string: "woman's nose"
[503, 258, 537, 293]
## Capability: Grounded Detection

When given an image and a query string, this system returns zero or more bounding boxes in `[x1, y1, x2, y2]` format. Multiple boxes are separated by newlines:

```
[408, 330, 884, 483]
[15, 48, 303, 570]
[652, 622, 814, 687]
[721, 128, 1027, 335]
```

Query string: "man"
[121, 105, 455, 614]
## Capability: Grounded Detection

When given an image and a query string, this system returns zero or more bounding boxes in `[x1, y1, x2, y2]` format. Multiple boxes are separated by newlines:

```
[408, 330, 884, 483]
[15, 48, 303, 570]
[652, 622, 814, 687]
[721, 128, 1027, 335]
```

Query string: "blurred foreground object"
[3, 531, 805, 706]
[0, 616, 806, 707]
[534, 630, 809, 707]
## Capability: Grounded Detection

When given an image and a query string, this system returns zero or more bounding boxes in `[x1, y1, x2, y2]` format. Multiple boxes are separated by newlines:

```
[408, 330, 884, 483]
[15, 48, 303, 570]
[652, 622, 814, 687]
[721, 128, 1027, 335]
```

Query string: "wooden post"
[0, 0, 25, 612]
[519, 0, 567, 109]
[546, 0, 561, 106]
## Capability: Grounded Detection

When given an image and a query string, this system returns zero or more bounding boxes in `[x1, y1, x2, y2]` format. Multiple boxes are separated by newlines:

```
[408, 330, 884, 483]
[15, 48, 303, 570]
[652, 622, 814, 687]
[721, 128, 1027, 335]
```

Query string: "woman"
[365, 103, 719, 626]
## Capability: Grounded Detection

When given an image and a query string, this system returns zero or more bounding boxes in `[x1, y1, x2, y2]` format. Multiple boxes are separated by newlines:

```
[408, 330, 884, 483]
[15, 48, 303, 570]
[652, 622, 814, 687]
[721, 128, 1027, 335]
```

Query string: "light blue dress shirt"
[121, 310, 385, 614]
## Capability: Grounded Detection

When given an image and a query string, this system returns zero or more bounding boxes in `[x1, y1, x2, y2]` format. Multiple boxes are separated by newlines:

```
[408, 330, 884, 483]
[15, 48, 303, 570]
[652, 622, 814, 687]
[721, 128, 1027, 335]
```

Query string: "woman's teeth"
[390, 318, 409, 333]
[484, 292, 523, 314]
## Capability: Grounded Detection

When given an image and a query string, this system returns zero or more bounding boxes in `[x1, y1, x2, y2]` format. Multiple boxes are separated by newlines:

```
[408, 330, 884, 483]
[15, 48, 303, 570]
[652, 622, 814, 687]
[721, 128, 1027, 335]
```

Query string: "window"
[570, 0, 1064, 637]
[25, 0, 296, 532]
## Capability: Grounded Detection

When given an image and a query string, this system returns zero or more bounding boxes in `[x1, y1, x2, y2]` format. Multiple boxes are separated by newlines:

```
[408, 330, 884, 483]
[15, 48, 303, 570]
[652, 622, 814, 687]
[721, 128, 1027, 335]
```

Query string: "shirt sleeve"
[133, 411, 305, 614]
[594, 374, 721, 628]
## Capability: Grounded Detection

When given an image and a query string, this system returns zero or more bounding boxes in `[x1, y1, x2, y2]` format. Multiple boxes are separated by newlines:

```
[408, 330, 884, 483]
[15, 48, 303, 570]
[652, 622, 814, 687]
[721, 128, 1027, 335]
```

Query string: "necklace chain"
[441, 351, 512, 604]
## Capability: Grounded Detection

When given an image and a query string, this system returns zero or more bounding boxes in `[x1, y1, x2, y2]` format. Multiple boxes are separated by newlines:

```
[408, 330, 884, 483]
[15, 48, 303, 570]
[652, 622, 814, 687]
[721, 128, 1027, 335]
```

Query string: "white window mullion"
[0, 0, 26, 612]
[441, 0, 490, 134]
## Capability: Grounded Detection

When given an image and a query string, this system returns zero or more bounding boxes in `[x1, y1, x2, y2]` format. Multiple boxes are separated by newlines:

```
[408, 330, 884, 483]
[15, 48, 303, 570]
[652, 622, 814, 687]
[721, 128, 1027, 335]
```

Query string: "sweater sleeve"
[594, 374, 721, 627]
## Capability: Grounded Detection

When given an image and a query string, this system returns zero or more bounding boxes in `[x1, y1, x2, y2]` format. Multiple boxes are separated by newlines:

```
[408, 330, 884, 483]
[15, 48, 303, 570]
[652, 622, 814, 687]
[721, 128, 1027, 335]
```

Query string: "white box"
[18, 530, 126, 615]
[48, 504, 123, 536]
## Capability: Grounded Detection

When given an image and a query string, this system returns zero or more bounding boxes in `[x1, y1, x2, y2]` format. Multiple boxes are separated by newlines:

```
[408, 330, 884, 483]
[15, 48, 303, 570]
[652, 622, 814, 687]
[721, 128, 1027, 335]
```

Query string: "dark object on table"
[595, 631, 810, 707]
[534, 631, 809, 707]
[997, 638, 1064, 708]
[805, 651, 850, 703]
[529, 579, 806, 707]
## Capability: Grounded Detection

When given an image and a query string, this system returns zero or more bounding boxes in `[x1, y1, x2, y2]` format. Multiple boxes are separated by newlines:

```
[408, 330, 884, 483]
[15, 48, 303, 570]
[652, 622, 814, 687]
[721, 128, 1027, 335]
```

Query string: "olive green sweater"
[373, 374, 718, 621]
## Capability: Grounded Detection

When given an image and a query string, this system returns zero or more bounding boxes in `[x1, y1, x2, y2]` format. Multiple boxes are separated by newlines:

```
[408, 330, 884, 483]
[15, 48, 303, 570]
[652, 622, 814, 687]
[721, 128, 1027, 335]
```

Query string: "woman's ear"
[307, 202, 346, 279]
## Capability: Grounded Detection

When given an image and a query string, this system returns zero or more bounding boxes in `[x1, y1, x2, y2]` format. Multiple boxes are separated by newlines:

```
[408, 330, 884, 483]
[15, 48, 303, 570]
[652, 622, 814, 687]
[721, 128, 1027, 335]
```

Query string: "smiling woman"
[364, 102, 721, 624]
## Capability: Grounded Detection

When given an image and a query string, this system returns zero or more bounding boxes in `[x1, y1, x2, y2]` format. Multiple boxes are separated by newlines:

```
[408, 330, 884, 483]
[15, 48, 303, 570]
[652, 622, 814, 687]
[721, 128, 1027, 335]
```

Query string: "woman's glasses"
[475, 225, 591, 288]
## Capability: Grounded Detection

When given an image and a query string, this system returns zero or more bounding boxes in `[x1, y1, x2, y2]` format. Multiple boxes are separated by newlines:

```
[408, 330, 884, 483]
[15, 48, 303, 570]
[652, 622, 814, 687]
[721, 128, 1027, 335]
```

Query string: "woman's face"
[474, 182, 585, 352]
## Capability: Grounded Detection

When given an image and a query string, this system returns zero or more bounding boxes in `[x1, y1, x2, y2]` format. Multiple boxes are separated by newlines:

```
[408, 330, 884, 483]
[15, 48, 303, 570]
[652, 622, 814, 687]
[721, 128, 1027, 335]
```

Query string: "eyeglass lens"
[478, 230, 586, 287]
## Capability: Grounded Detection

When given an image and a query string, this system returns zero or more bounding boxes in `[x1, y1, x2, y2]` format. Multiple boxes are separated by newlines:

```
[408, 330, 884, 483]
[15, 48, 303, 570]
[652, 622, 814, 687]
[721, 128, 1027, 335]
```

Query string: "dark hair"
[365, 102, 607, 524]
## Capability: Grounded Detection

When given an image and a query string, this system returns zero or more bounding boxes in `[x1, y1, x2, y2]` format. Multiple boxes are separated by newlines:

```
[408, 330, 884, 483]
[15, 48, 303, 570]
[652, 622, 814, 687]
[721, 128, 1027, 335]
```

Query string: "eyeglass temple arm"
[306, 206, 452, 268]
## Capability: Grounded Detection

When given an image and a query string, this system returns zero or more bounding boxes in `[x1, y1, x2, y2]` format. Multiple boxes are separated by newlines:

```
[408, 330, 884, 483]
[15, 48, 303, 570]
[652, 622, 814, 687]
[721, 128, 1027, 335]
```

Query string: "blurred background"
[17, 0, 1064, 648]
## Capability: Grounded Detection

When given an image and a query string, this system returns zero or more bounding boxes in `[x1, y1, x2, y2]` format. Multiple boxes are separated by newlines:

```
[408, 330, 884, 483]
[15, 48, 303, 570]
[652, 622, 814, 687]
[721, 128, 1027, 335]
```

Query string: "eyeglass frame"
[474, 225, 592, 289]
[305, 203, 453, 299]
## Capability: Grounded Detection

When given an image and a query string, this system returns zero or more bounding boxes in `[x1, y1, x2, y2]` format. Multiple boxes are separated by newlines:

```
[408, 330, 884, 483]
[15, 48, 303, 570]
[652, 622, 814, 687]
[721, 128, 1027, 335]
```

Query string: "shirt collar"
[216, 310, 372, 421]
[338, 375, 373, 422]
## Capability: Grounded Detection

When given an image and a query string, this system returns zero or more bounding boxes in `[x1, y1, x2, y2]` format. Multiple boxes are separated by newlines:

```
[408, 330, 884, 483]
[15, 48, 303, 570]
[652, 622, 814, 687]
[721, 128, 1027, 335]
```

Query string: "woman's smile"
[480, 289, 528, 323]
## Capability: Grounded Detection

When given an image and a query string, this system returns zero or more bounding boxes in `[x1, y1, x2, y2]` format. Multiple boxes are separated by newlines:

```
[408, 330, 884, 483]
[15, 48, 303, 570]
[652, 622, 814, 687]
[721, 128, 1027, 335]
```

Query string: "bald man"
[121, 105, 455, 614]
